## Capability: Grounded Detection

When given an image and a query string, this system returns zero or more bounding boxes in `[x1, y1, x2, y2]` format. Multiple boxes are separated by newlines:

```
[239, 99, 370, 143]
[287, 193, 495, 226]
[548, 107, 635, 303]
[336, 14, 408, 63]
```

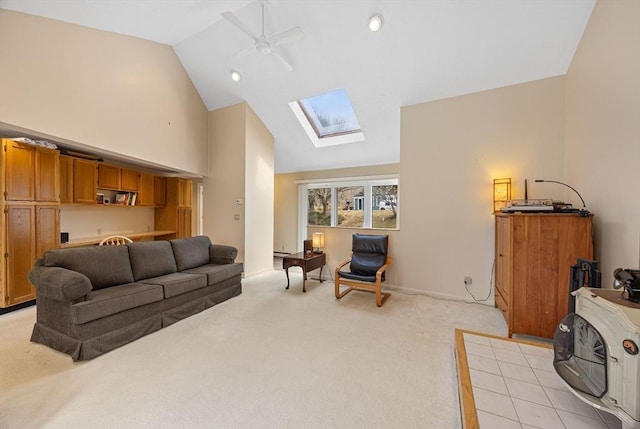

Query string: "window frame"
[299, 175, 399, 232]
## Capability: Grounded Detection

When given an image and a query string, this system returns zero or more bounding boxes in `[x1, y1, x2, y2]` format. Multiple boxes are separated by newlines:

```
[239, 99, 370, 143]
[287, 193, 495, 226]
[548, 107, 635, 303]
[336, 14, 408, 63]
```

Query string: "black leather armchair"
[334, 234, 392, 307]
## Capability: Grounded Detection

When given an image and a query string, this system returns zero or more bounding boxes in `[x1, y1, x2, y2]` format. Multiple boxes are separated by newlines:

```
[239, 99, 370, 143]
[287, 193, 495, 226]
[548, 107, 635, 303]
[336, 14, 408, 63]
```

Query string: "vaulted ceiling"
[0, 0, 596, 173]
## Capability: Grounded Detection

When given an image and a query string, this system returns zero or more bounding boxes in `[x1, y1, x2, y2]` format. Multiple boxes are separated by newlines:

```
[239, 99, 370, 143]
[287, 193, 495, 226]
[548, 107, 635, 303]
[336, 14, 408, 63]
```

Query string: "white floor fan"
[222, 0, 303, 72]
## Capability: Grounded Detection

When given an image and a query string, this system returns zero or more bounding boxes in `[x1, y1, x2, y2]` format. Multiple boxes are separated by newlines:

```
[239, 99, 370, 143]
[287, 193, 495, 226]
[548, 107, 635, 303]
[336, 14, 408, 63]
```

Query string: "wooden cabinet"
[97, 164, 121, 190]
[154, 176, 166, 207]
[494, 213, 593, 339]
[120, 168, 138, 192]
[59, 155, 74, 203]
[137, 172, 155, 206]
[98, 165, 138, 192]
[155, 177, 192, 239]
[35, 147, 60, 202]
[4, 141, 35, 201]
[1, 138, 61, 308]
[73, 158, 98, 204]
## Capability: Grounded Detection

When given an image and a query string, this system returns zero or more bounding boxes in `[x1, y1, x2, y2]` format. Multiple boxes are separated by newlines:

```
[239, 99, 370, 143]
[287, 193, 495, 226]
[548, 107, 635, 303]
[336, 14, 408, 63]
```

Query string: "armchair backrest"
[350, 234, 389, 278]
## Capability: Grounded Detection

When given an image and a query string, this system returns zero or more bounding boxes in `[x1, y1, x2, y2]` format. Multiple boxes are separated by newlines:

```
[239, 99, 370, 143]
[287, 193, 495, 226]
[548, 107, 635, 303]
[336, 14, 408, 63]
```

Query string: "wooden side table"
[283, 252, 326, 293]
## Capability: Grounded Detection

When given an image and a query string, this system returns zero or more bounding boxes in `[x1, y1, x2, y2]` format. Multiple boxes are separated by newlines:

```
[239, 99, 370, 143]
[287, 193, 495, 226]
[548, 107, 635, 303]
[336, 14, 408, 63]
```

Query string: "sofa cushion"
[71, 283, 164, 325]
[170, 236, 212, 271]
[127, 241, 177, 281]
[43, 246, 134, 290]
[183, 263, 244, 286]
[140, 272, 207, 299]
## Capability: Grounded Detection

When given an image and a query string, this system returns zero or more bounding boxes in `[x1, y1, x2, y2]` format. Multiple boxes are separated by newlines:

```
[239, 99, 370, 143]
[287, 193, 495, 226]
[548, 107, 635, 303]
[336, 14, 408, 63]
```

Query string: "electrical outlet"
[97, 228, 102, 236]
[464, 276, 472, 285]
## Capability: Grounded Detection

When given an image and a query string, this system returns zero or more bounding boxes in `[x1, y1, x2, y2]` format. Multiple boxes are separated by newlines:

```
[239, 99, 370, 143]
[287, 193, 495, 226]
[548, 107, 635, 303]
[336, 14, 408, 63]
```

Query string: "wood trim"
[455, 329, 478, 429]
[454, 329, 553, 429]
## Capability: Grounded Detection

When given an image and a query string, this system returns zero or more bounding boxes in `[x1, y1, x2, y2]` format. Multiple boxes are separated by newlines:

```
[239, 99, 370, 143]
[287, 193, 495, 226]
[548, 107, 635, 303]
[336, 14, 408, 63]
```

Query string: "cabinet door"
[35, 147, 60, 202]
[73, 159, 97, 204]
[120, 168, 139, 192]
[97, 164, 120, 190]
[59, 155, 74, 203]
[177, 207, 192, 238]
[36, 205, 60, 257]
[178, 179, 192, 208]
[3, 140, 35, 201]
[137, 172, 154, 206]
[4, 205, 36, 306]
[154, 177, 166, 207]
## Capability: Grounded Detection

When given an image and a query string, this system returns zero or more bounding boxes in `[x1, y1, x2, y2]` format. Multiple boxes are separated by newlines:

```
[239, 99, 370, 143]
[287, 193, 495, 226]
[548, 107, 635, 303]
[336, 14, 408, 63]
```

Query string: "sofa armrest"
[28, 262, 93, 302]
[209, 244, 238, 264]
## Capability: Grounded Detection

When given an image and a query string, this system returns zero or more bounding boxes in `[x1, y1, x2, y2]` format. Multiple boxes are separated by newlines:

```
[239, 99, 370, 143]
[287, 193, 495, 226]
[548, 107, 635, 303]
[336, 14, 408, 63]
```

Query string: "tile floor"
[463, 332, 622, 429]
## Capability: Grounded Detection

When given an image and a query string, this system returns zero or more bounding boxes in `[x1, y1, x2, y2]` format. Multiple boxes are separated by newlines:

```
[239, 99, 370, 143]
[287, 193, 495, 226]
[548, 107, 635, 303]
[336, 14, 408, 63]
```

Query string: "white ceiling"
[0, 0, 596, 173]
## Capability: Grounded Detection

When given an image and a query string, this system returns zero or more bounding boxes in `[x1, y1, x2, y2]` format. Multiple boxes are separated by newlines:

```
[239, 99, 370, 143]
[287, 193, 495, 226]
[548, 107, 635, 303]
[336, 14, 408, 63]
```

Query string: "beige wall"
[205, 104, 246, 261]
[275, 164, 400, 284]
[0, 9, 208, 176]
[564, 0, 640, 278]
[399, 77, 567, 302]
[206, 103, 274, 277]
[245, 105, 275, 276]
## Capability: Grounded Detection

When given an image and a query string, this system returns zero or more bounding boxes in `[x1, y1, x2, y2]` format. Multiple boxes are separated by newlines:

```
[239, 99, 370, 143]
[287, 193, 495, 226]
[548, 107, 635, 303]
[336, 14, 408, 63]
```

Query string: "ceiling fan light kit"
[369, 13, 384, 32]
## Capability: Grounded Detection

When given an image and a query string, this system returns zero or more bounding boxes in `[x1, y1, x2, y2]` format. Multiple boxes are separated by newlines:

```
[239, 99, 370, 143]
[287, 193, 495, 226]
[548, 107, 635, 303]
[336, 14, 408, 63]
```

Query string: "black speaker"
[61, 232, 69, 243]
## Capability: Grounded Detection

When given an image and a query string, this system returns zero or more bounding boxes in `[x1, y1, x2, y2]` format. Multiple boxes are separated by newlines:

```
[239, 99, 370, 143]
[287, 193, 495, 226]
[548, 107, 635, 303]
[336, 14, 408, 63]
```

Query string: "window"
[307, 187, 332, 226]
[289, 89, 365, 148]
[301, 177, 398, 230]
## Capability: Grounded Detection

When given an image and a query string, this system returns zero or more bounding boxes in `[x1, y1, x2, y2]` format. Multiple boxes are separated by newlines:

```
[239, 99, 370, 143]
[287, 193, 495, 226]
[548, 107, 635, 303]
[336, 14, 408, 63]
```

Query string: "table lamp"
[312, 232, 325, 254]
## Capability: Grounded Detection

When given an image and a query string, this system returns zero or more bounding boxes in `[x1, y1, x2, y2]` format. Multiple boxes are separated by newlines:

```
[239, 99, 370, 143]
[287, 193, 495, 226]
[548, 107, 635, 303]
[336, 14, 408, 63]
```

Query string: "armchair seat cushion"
[337, 270, 377, 283]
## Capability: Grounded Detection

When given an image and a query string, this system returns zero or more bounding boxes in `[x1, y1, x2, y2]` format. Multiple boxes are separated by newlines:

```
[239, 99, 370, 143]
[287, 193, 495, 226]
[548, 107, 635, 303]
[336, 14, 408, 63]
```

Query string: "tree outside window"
[307, 187, 331, 226]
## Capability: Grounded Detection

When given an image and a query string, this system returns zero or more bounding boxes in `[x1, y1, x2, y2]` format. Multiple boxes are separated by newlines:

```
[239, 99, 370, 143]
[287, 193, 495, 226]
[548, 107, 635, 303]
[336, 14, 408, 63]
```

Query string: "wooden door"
[180, 179, 192, 207]
[154, 177, 166, 207]
[97, 164, 120, 190]
[4, 204, 36, 306]
[494, 216, 511, 327]
[36, 205, 60, 257]
[59, 155, 74, 203]
[177, 207, 192, 238]
[3, 140, 35, 201]
[120, 168, 139, 192]
[35, 147, 60, 202]
[73, 159, 97, 204]
[137, 172, 154, 206]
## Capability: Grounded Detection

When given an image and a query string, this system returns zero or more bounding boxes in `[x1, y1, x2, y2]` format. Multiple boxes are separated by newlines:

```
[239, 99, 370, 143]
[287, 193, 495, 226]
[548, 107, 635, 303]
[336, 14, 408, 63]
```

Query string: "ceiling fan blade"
[270, 50, 293, 72]
[221, 11, 258, 41]
[230, 45, 257, 61]
[269, 26, 303, 47]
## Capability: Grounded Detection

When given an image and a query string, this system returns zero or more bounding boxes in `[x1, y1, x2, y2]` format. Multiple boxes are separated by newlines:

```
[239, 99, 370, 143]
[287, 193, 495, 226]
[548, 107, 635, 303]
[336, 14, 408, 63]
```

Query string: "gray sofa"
[28, 236, 243, 361]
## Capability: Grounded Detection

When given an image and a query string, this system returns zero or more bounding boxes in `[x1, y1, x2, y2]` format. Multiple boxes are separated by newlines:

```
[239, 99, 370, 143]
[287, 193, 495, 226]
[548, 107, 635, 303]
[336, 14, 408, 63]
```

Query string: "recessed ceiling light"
[230, 70, 242, 82]
[369, 14, 384, 32]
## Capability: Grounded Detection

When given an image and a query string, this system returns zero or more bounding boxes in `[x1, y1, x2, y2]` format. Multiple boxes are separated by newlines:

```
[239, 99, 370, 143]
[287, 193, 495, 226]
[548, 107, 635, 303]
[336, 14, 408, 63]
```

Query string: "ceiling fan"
[222, 0, 303, 72]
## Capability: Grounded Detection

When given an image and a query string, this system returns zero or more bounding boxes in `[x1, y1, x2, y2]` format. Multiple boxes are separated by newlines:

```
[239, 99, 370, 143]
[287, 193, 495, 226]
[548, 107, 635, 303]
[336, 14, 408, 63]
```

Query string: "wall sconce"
[493, 178, 511, 213]
[312, 232, 325, 253]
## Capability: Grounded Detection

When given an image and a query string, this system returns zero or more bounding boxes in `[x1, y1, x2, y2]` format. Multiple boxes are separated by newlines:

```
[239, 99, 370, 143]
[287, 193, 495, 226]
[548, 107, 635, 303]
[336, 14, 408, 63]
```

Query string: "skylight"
[289, 89, 364, 148]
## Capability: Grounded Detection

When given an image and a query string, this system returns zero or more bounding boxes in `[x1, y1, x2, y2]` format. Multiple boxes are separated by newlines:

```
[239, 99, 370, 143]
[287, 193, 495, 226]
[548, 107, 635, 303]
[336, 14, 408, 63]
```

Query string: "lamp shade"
[493, 178, 511, 213]
[312, 232, 325, 250]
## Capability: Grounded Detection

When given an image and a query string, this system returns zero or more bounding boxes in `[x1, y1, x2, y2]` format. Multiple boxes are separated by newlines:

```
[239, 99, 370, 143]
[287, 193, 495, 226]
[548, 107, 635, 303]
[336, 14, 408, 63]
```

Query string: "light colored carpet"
[0, 269, 506, 429]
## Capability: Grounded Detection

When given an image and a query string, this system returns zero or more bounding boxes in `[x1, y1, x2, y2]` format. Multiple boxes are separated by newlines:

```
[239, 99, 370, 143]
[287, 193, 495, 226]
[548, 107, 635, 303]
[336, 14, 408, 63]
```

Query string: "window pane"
[307, 187, 332, 226]
[299, 89, 361, 138]
[372, 185, 398, 229]
[337, 186, 364, 228]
